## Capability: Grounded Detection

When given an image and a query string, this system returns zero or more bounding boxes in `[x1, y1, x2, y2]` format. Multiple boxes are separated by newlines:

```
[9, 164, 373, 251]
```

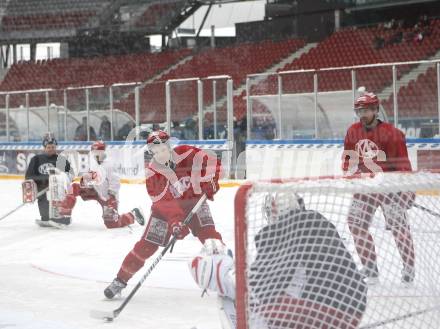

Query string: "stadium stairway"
[377, 47, 440, 103]
[233, 42, 318, 98]
[114, 52, 195, 104]
[184, 42, 318, 122]
[232, 42, 318, 120]
[142, 53, 194, 86]
[120, 38, 307, 123]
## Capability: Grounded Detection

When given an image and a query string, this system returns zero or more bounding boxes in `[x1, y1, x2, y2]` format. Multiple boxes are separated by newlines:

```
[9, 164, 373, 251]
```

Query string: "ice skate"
[131, 207, 145, 226]
[104, 278, 127, 299]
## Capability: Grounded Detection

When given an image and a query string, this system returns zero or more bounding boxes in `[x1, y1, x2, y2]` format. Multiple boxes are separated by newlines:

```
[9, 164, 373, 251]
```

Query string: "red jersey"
[342, 120, 412, 174]
[145, 145, 221, 224]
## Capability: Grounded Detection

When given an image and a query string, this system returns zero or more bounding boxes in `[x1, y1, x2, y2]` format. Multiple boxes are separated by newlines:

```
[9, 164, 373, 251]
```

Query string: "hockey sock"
[117, 241, 158, 283]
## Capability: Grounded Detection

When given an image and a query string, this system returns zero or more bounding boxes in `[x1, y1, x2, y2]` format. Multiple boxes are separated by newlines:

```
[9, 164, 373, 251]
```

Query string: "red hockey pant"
[116, 201, 222, 283]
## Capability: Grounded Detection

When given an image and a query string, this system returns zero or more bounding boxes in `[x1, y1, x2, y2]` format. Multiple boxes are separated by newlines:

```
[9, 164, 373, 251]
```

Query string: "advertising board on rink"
[0, 139, 437, 180]
[244, 139, 440, 180]
[0, 140, 232, 180]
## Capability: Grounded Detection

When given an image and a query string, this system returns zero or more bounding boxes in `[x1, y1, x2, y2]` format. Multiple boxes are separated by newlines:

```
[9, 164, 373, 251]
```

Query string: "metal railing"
[246, 59, 440, 140]
[0, 82, 140, 142]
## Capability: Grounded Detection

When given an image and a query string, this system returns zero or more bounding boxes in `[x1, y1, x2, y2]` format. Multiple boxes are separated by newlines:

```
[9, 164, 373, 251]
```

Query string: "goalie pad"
[48, 172, 69, 219]
[22, 180, 37, 203]
[189, 253, 235, 300]
[217, 296, 237, 329]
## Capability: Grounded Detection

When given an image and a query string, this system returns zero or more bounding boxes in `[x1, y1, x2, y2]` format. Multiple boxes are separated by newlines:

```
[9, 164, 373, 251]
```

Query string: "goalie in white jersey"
[55, 141, 145, 229]
[189, 193, 367, 329]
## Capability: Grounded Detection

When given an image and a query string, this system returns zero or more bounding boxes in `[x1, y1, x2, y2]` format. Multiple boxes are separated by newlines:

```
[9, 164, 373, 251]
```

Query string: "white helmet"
[262, 192, 305, 223]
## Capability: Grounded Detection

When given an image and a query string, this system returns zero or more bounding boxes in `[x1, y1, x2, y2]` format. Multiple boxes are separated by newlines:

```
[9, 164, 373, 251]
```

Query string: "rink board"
[0, 139, 233, 180]
[245, 138, 440, 180]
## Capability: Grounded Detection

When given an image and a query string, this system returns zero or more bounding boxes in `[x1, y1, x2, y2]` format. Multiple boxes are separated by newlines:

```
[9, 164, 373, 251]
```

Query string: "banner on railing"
[244, 139, 440, 180]
[0, 140, 232, 180]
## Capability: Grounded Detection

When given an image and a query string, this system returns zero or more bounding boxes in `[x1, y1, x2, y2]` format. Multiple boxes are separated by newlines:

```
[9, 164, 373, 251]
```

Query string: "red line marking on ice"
[30, 263, 108, 283]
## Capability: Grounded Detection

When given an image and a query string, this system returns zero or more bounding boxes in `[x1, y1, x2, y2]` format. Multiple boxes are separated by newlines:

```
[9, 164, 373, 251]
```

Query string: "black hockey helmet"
[42, 132, 58, 147]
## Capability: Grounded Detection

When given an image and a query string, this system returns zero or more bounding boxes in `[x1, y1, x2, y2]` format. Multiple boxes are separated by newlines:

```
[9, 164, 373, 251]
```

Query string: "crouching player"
[104, 130, 225, 299]
[189, 193, 368, 329]
[54, 141, 145, 228]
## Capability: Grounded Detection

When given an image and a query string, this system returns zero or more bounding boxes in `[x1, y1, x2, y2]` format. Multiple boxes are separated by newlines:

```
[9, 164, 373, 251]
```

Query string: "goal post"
[235, 171, 440, 329]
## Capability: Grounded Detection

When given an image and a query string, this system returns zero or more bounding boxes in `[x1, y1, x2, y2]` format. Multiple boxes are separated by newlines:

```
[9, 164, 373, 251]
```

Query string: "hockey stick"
[359, 305, 440, 329]
[90, 194, 208, 322]
[0, 187, 48, 222]
[413, 203, 440, 219]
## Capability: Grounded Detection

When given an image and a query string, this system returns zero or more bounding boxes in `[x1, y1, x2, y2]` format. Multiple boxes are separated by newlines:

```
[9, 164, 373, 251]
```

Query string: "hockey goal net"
[235, 172, 440, 329]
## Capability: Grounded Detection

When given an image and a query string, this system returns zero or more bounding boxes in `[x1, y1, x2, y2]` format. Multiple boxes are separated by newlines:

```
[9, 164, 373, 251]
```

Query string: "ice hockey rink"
[1, 178, 440, 329]
[0, 179, 238, 329]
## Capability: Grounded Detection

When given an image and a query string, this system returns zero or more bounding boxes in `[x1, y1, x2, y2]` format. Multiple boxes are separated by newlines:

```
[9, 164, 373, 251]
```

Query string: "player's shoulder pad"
[346, 122, 363, 132]
[145, 163, 160, 178]
[381, 122, 406, 137]
[379, 121, 397, 131]
[174, 144, 200, 154]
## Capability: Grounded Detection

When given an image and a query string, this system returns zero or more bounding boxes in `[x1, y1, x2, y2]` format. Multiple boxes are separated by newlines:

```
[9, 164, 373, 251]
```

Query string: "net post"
[235, 182, 253, 329]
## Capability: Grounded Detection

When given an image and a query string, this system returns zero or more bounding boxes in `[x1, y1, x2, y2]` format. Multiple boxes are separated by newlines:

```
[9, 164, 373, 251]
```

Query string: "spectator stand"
[245, 59, 440, 141]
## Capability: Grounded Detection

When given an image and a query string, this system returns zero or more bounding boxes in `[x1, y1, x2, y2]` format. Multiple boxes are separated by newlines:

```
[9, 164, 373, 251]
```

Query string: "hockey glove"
[22, 180, 37, 203]
[80, 171, 99, 188]
[170, 221, 190, 240]
[202, 238, 226, 255]
[201, 180, 218, 201]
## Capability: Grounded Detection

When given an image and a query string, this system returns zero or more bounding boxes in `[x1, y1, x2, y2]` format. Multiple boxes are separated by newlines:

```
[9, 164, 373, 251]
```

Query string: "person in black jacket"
[248, 193, 368, 329]
[25, 134, 73, 227]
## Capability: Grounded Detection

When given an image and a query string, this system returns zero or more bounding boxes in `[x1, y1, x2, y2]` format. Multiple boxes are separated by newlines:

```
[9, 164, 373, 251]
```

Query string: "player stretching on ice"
[104, 130, 225, 299]
[55, 141, 145, 229]
[189, 193, 367, 329]
[342, 91, 416, 283]
[25, 133, 73, 228]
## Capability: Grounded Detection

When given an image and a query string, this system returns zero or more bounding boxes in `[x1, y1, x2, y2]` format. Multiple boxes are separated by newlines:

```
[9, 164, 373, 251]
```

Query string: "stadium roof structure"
[0, 0, 262, 44]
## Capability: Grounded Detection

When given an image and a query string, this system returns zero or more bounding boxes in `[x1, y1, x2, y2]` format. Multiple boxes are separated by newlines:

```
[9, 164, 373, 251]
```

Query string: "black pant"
[37, 193, 50, 221]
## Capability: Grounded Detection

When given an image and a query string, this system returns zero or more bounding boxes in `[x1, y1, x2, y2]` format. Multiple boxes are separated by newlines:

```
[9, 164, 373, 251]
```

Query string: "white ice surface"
[0, 180, 237, 329]
[2, 179, 440, 329]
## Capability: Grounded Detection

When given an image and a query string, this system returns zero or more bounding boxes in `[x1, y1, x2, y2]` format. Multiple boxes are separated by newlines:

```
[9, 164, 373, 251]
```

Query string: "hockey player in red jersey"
[55, 141, 145, 229]
[104, 130, 224, 299]
[342, 91, 416, 283]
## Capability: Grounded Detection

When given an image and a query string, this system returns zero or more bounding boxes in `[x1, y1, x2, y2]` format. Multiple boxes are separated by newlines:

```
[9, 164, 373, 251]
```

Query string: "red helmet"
[147, 130, 170, 146]
[91, 140, 106, 151]
[354, 92, 379, 110]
